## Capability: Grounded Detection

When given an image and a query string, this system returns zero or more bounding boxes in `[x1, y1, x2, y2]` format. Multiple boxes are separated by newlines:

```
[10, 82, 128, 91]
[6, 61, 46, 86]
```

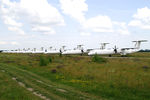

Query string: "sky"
[0, 0, 150, 50]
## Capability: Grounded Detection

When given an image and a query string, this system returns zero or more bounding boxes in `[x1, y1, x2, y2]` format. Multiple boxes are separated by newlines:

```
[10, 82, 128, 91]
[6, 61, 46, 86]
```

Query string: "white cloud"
[113, 22, 130, 35]
[59, 0, 129, 35]
[83, 15, 113, 33]
[8, 27, 25, 35]
[133, 7, 150, 22]
[20, 0, 65, 26]
[3, 16, 23, 27]
[0, 41, 19, 45]
[59, 0, 88, 23]
[11, 41, 19, 45]
[128, 20, 142, 27]
[0, 41, 7, 45]
[128, 7, 150, 30]
[32, 26, 55, 35]
[0, 0, 65, 35]
[80, 16, 130, 35]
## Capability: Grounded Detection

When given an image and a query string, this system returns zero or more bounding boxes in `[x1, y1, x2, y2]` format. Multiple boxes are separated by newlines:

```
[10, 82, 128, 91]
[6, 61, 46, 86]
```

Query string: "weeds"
[48, 56, 52, 63]
[39, 56, 53, 66]
[39, 56, 49, 66]
[92, 54, 107, 63]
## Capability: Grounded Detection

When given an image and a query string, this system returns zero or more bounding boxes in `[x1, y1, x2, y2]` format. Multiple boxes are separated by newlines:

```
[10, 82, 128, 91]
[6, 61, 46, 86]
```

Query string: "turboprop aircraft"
[32, 47, 45, 53]
[88, 40, 147, 56]
[120, 40, 148, 55]
[20, 48, 32, 53]
[44, 46, 66, 54]
[44, 46, 59, 54]
[62, 45, 85, 55]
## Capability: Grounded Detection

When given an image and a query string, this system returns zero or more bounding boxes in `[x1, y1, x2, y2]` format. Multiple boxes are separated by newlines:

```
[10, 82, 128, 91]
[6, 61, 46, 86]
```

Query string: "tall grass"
[92, 54, 107, 63]
[39, 56, 52, 66]
[0, 53, 150, 100]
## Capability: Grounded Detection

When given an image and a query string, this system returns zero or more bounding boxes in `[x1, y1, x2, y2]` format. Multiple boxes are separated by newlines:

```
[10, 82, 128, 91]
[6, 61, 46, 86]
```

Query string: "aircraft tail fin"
[132, 40, 147, 49]
[100, 43, 109, 49]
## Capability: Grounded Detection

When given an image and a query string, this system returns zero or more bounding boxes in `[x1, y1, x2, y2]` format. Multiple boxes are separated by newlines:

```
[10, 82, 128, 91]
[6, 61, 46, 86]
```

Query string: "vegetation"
[39, 55, 52, 66]
[139, 49, 150, 52]
[92, 54, 107, 63]
[0, 52, 150, 100]
[0, 69, 42, 100]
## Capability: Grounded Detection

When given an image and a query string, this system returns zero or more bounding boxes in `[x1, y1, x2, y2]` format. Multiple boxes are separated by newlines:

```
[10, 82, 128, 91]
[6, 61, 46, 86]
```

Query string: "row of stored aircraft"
[1, 40, 148, 56]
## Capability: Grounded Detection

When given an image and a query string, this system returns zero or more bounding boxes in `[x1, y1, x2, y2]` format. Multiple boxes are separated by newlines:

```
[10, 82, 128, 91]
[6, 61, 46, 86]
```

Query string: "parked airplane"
[120, 40, 148, 55]
[32, 47, 45, 53]
[62, 45, 85, 55]
[88, 40, 147, 56]
[1, 40, 147, 56]
[44, 47, 59, 54]
[44, 46, 66, 54]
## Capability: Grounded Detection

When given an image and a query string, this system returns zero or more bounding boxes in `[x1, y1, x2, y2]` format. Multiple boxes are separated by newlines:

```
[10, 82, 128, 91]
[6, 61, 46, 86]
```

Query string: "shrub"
[59, 53, 62, 57]
[39, 56, 48, 66]
[92, 54, 107, 63]
[48, 57, 52, 63]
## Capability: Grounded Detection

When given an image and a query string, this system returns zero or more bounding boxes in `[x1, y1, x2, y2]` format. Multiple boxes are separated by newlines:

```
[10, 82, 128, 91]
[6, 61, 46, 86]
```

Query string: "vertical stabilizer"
[132, 40, 147, 49]
[61, 46, 66, 52]
[77, 45, 83, 50]
[49, 47, 53, 50]
[100, 43, 109, 49]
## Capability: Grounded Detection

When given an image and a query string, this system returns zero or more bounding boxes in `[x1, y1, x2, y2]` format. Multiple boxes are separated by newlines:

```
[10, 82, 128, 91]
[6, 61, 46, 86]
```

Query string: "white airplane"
[18, 48, 32, 53]
[88, 40, 147, 56]
[32, 47, 45, 53]
[45, 46, 60, 54]
[120, 40, 148, 55]
[62, 45, 85, 55]
[3, 49, 21, 53]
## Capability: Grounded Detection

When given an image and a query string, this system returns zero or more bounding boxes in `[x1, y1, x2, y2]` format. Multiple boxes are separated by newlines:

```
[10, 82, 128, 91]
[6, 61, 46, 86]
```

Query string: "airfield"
[0, 52, 150, 100]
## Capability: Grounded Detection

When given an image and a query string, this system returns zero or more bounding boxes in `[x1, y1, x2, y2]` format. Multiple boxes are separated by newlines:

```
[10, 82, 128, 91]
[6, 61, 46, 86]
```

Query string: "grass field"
[0, 52, 150, 100]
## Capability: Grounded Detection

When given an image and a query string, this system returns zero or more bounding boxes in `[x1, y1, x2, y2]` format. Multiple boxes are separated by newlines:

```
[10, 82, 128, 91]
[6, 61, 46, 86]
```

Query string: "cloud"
[8, 27, 25, 35]
[0, 41, 7, 45]
[0, 0, 65, 35]
[83, 15, 113, 33]
[32, 25, 55, 35]
[128, 7, 150, 30]
[3, 16, 23, 27]
[80, 15, 129, 35]
[59, 0, 129, 35]
[11, 41, 19, 45]
[59, 0, 88, 23]
[113, 22, 130, 35]
[0, 41, 19, 45]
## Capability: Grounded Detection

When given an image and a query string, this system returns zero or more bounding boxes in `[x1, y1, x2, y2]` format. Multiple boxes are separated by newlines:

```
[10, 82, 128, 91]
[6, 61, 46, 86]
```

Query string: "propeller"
[59, 49, 62, 53]
[81, 49, 84, 56]
[113, 45, 118, 54]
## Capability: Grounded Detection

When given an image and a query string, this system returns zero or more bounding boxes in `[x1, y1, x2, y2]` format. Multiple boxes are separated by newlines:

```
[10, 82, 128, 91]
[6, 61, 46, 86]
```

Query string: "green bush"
[39, 56, 49, 66]
[92, 54, 107, 63]
[48, 57, 52, 63]
[59, 53, 62, 57]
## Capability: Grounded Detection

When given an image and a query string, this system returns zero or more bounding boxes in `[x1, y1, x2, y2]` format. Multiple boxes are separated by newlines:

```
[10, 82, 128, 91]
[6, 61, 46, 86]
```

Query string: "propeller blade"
[113, 45, 117, 54]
